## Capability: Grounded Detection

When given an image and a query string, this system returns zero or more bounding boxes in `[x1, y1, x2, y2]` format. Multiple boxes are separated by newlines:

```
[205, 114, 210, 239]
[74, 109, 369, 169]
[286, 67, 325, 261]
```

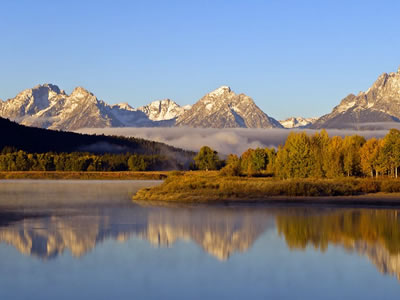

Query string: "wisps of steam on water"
[77, 123, 400, 155]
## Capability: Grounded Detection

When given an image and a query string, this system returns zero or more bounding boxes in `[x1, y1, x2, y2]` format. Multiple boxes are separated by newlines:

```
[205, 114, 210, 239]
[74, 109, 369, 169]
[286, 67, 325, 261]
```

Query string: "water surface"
[0, 180, 400, 300]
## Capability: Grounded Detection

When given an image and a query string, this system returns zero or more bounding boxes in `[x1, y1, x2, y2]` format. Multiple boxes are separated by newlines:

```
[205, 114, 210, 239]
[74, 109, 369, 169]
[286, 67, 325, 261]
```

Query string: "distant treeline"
[0, 117, 195, 168]
[196, 129, 400, 178]
[0, 149, 181, 171]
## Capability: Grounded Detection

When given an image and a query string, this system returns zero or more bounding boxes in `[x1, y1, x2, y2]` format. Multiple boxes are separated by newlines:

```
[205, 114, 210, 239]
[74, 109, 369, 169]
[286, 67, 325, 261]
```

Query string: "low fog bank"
[77, 125, 398, 155]
[0, 180, 160, 208]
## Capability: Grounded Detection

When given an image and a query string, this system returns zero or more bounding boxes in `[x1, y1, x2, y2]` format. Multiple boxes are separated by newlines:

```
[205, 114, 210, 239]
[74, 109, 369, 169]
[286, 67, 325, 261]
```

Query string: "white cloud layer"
[77, 125, 399, 155]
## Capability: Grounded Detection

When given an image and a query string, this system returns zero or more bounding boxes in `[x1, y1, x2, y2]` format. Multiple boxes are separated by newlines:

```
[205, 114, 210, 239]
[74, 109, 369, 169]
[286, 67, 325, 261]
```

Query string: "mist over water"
[77, 125, 399, 155]
[0, 180, 161, 209]
[1, 181, 400, 300]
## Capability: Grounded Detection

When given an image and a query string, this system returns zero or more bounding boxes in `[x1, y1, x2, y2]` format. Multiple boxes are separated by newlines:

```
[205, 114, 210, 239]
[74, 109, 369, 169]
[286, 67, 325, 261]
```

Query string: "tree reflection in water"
[1, 205, 400, 280]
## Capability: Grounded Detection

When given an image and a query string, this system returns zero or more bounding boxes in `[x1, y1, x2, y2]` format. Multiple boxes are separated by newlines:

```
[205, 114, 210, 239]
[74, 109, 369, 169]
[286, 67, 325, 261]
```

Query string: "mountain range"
[311, 66, 400, 129]
[0, 84, 282, 130]
[1, 65, 400, 131]
[176, 86, 281, 128]
[2, 206, 399, 281]
[0, 205, 273, 261]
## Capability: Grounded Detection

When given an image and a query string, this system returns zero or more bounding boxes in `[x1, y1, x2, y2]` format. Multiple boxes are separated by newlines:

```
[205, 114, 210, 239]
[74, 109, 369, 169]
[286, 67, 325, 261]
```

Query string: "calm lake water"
[1, 180, 400, 300]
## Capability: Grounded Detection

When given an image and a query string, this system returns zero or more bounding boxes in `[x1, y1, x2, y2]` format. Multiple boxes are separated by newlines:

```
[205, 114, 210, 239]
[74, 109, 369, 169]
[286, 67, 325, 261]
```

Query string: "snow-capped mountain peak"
[312, 66, 400, 129]
[70, 86, 92, 98]
[113, 102, 134, 111]
[279, 117, 317, 128]
[209, 85, 231, 97]
[0, 84, 65, 121]
[176, 86, 282, 128]
[137, 99, 189, 121]
[0, 83, 282, 130]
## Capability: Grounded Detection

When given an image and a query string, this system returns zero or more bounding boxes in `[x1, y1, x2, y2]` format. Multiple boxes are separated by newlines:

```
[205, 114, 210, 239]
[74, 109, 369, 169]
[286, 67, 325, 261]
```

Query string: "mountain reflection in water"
[1, 205, 400, 281]
[0, 206, 273, 261]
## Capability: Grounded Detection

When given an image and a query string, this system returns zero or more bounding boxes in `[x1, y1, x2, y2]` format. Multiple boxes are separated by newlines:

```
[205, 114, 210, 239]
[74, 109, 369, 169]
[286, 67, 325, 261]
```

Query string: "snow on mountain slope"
[0, 84, 281, 130]
[112, 102, 135, 111]
[312, 66, 400, 129]
[137, 99, 190, 121]
[279, 117, 317, 128]
[0, 84, 181, 130]
[0, 85, 126, 130]
[176, 86, 282, 128]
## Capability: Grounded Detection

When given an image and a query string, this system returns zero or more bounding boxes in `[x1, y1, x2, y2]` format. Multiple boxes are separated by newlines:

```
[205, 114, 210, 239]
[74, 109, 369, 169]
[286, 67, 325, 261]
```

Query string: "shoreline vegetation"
[5, 128, 400, 205]
[0, 171, 167, 180]
[133, 171, 400, 205]
[134, 128, 400, 204]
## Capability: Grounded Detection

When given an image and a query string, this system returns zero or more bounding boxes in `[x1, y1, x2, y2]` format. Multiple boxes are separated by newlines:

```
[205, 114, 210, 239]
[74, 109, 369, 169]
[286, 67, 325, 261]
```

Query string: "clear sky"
[1, 0, 399, 120]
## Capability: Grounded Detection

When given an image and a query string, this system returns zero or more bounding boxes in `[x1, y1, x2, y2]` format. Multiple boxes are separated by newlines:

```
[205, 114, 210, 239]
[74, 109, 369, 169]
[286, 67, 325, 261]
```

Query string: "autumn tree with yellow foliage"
[221, 129, 400, 179]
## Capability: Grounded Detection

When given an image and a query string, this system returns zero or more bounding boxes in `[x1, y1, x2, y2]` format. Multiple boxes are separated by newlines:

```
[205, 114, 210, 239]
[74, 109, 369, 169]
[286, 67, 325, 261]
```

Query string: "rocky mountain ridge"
[176, 86, 282, 128]
[3, 65, 400, 131]
[137, 99, 191, 121]
[279, 116, 317, 128]
[311, 66, 400, 129]
[2, 207, 400, 281]
[0, 84, 282, 131]
[0, 207, 272, 261]
[0, 84, 157, 130]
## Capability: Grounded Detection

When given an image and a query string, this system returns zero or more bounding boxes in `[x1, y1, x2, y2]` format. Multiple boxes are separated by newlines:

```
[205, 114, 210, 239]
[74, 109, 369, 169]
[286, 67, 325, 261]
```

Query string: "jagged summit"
[3, 65, 400, 131]
[0, 84, 188, 130]
[312, 66, 400, 129]
[137, 99, 189, 121]
[279, 117, 317, 129]
[208, 85, 231, 97]
[70, 86, 92, 97]
[0, 83, 282, 130]
[0, 205, 272, 261]
[176, 86, 282, 128]
[113, 102, 134, 111]
[32, 83, 63, 94]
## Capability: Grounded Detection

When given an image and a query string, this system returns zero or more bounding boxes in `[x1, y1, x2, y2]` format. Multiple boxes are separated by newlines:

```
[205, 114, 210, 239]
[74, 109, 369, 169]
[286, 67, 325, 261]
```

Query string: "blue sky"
[1, 0, 399, 119]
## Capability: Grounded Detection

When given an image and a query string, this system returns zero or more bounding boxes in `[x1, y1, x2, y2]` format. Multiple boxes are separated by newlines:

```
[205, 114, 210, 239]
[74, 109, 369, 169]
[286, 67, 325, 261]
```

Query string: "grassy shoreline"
[133, 171, 400, 205]
[0, 171, 168, 180]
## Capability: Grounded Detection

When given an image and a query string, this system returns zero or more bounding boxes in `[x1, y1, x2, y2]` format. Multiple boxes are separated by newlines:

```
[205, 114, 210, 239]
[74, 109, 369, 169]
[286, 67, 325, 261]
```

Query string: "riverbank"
[133, 171, 400, 205]
[0, 171, 168, 180]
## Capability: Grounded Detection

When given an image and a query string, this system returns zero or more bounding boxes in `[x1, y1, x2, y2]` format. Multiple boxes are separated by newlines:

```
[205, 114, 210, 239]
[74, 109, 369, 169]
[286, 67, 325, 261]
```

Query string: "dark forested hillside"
[0, 117, 194, 168]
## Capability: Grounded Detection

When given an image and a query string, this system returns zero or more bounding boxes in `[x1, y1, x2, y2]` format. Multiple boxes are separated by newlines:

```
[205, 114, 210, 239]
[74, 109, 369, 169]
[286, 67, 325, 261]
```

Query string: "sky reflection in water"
[0, 180, 400, 300]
